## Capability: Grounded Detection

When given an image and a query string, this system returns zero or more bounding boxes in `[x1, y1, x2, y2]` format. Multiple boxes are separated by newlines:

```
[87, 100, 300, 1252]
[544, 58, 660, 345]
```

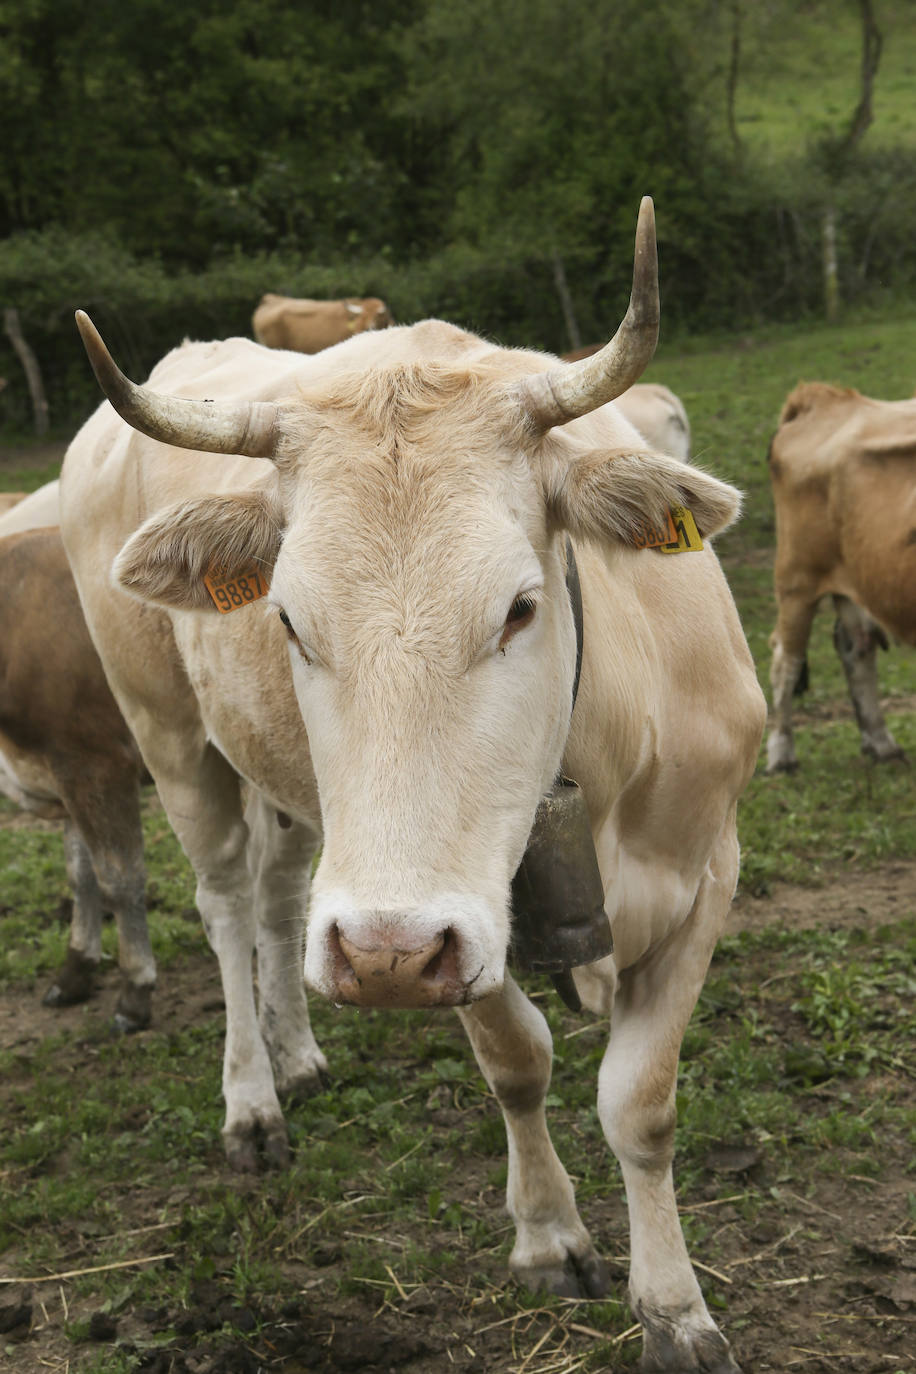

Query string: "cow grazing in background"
[612, 381, 691, 461]
[563, 345, 691, 459]
[252, 293, 394, 353]
[766, 381, 916, 773]
[0, 485, 154, 1028]
[62, 199, 764, 1373]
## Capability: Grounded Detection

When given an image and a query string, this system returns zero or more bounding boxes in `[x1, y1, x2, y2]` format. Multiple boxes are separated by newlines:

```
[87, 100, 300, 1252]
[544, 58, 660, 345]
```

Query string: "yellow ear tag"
[204, 563, 270, 613]
[657, 504, 704, 554]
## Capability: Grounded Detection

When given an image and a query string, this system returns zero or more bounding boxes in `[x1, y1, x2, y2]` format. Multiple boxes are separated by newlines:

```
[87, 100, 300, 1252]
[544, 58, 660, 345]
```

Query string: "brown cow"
[252, 293, 394, 353]
[63, 199, 764, 1371]
[0, 494, 154, 1028]
[766, 381, 916, 772]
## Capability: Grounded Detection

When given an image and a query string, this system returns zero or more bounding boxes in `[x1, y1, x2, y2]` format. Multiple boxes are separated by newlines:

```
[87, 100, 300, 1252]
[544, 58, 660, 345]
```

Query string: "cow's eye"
[278, 608, 314, 665]
[506, 594, 536, 628]
[498, 594, 537, 652]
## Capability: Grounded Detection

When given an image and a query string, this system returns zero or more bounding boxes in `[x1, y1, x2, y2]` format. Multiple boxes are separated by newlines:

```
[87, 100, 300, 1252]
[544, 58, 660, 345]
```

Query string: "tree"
[814, 0, 882, 320]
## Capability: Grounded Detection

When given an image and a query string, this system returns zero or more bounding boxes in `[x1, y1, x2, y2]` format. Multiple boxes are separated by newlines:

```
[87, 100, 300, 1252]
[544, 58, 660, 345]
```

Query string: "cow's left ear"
[113, 486, 284, 611]
[546, 446, 741, 545]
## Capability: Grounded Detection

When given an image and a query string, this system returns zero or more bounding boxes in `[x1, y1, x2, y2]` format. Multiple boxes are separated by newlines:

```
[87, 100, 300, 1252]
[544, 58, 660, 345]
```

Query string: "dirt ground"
[2, 851, 914, 1374]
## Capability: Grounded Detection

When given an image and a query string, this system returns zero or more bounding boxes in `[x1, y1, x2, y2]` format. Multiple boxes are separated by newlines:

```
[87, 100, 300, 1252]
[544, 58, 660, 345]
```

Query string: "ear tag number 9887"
[204, 564, 270, 614]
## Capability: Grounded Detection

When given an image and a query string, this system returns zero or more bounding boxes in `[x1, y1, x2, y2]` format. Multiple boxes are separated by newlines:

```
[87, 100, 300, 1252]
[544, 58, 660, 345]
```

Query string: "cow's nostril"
[420, 927, 459, 986]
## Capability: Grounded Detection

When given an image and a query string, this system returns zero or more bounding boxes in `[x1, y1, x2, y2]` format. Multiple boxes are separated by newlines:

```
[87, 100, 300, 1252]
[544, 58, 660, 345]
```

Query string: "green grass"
[730, 1, 916, 159]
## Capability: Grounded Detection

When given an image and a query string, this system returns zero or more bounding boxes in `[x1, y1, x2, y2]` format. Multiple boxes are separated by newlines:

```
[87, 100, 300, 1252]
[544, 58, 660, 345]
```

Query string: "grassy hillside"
[732, 0, 916, 158]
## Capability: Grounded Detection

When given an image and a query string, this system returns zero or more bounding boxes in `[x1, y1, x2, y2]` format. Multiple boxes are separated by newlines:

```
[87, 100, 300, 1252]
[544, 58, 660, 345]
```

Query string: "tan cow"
[252, 293, 394, 353]
[0, 489, 153, 1028]
[61, 200, 764, 1372]
[766, 381, 916, 773]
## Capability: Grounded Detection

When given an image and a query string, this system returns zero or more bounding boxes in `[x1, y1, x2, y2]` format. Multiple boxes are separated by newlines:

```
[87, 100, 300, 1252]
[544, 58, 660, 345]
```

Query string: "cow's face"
[267, 373, 576, 1007]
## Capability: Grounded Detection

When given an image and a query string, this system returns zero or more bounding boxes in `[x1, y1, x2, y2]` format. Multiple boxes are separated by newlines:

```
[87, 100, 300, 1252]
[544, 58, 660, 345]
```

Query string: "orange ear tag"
[204, 563, 270, 614]
[657, 504, 704, 554]
[632, 510, 677, 550]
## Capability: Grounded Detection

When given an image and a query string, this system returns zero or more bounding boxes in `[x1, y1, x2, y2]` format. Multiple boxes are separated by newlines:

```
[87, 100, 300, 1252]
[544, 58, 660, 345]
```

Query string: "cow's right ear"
[113, 487, 284, 611]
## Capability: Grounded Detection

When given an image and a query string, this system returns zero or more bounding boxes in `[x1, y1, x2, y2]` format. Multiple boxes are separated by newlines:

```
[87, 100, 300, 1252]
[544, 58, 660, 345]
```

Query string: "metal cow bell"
[510, 777, 613, 1011]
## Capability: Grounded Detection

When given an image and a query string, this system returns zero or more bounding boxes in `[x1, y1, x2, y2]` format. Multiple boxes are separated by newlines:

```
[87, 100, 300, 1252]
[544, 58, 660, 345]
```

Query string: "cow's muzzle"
[329, 924, 471, 1008]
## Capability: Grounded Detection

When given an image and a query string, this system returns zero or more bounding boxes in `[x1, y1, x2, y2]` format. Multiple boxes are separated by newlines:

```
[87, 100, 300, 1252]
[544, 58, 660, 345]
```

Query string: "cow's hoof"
[516, 1249, 610, 1300]
[112, 982, 153, 1034]
[223, 1121, 291, 1173]
[43, 949, 97, 1007]
[863, 743, 908, 766]
[764, 756, 797, 775]
[284, 1060, 335, 1104]
[638, 1307, 742, 1373]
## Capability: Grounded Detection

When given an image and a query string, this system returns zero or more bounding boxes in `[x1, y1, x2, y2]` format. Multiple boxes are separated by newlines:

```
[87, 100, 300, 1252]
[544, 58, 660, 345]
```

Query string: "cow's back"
[0, 480, 60, 535]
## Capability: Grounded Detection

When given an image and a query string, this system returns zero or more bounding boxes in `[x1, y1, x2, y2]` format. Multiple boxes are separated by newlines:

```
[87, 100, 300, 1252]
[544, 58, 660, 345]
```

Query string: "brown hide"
[251, 294, 394, 353]
[769, 382, 916, 645]
[0, 527, 142, 805]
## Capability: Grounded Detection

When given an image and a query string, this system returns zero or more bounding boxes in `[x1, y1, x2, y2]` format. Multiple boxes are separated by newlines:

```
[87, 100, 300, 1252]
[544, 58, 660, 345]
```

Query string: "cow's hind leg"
[599, 832, 742, 1373]
[245, 792, 327, 1102]
[43, 820, 106, 1010]
[457, 974, 608, 1299]
[766, 590, 818, 773]
[53, 766, 153, 1032]
[832, 595, 905, 763]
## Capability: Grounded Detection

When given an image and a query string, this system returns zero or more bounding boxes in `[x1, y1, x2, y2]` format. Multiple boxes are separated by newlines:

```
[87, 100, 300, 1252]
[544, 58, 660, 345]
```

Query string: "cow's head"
[76, 200, 740, 1011]
[345, 298, 394, 333]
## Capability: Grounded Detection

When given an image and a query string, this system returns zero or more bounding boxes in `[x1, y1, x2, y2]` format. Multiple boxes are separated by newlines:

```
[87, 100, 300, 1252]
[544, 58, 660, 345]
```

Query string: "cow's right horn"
[518, 197, 659, 431]
[75, 312, 281, 460]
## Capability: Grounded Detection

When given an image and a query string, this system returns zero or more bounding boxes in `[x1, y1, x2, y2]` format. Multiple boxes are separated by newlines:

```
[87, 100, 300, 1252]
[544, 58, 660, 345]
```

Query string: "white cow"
[614, 382, 692, 461]
[60, 200, 765, 1372]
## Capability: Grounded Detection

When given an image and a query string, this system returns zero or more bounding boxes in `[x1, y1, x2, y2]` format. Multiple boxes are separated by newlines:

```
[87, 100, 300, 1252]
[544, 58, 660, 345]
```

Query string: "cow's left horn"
[519, 197, 659, 430]
[75, 312, 281, 460]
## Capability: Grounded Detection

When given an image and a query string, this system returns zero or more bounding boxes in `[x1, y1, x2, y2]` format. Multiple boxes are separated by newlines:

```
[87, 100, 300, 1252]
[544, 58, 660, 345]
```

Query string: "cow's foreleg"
[766, 590, 818, 773]
[245, 793, 328, 1101]
[152, 745, 290, 1170]
[832, 595, 904, 763]
[599, 834, 742, 1373]
[456, 974, 608, 1299]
